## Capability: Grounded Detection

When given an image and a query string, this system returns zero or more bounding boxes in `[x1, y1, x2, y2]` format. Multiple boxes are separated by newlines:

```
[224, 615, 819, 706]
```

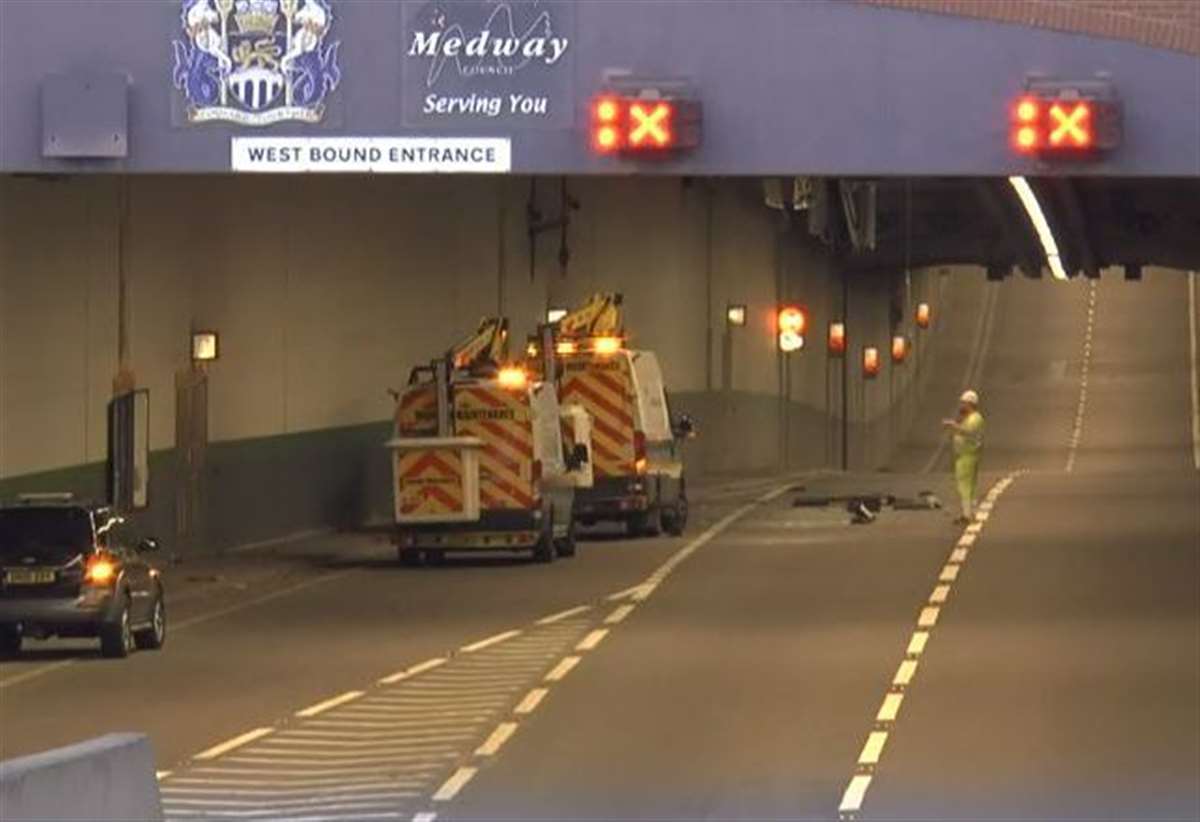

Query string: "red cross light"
[629, 102, 673, 147]
[1010, 88, 1117, 155]
[589, 93, 701, 155]
[1048, 102, 1091, 148]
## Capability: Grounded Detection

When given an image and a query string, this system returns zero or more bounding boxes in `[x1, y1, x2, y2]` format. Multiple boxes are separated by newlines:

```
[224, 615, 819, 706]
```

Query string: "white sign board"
[231, 137, 512, 173]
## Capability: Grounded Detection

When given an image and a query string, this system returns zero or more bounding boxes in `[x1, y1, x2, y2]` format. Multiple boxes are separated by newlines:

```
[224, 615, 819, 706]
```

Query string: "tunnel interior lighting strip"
[1008, 176, 1068, 281]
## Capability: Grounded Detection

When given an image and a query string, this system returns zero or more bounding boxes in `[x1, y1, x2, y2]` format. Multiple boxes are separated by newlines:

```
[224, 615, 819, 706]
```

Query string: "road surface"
[2, 271, 1197, 821]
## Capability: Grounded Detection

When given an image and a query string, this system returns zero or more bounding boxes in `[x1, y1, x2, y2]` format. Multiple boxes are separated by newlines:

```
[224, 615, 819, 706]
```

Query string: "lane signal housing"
[1010, 79, 1122, 156]
[590, 92, 702, 155]
[777, 305, 808, 353]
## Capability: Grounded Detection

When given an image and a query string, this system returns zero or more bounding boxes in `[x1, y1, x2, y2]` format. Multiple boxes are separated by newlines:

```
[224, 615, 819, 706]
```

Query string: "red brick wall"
[860, 0, 1200, 55]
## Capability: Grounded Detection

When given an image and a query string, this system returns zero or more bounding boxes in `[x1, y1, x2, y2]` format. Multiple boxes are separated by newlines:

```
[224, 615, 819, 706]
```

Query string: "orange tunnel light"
[863, 346, 881, 378]
[828, 321, 846, 355]
[916, 302, 932, 329]
[891, 335, 909, 363]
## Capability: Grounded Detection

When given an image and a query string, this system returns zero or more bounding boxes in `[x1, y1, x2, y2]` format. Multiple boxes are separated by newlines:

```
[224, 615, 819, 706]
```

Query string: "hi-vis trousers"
[954, 453, 980, 519]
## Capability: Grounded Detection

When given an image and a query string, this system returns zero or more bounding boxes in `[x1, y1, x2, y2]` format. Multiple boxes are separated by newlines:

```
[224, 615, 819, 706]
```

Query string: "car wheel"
[554, 517, 577, 558]
[663, 492, 689, 536]
[423, 549, 446, 566]
[398, 547, 422, 566]
[135, 593, 166, 651]
[0, 626, 21, 658]
[100, 596, 134, 659]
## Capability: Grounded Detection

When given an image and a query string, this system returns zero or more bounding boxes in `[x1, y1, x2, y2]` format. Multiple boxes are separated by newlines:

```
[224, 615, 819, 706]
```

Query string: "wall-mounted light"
[546, 307, 568, 323]
[828, 321, 846, 355]
[863, 346, 881, 378]
[777, 305, 808, 353]
[891, 335, 909, 363]
[915, 302, 932, 329]
[192, 331, 219, 362]
[726, 304, 747, 327]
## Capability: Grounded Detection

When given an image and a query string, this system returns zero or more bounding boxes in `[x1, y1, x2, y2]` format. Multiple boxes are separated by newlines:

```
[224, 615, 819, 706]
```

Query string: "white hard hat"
[960, 389, 980, 405]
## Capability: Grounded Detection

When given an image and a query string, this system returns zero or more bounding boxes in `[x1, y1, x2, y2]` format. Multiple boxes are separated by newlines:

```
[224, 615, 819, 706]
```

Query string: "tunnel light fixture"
[726, 304, 747, 327]
[891, 335, 909, 363]
[777, 305, 808, 353]
[828, 322, 847, 355]
[916, 302, 932, 329]
[863, 346, 881, 378]
[191, 331, 219, 361]
[1008, 176, 1069, 281]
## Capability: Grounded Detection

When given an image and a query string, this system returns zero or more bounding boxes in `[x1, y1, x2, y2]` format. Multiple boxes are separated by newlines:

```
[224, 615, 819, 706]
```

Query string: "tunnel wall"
[1, 173, 975, 553]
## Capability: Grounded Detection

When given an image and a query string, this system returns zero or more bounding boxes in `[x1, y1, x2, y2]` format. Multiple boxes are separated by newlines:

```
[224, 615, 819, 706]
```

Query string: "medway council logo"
[408, 1, 570, 89]
[172, 0, 341, 126]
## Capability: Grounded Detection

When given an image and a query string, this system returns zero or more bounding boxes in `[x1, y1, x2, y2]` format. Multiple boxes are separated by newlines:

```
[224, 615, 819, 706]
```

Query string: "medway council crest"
[172, 0, 341, 125]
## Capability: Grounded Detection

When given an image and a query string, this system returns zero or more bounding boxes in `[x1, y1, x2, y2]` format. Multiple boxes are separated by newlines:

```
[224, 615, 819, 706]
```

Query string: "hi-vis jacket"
[953, 411, 985, 458]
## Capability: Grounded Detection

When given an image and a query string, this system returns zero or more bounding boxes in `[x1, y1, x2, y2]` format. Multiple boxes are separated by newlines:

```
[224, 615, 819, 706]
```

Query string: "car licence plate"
[5, 569, 55, 585]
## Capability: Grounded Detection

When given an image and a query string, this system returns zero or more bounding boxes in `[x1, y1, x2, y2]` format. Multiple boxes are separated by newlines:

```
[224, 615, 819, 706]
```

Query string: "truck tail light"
[85, 556, 115, 585]
[633, 431, 647, 474]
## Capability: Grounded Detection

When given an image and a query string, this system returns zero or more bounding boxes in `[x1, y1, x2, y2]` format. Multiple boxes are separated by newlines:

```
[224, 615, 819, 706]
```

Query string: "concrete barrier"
[0, 733, 163, 821]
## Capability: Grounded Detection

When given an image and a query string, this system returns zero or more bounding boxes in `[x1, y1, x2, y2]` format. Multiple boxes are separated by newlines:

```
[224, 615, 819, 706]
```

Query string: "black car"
[0, 494, 166, 658]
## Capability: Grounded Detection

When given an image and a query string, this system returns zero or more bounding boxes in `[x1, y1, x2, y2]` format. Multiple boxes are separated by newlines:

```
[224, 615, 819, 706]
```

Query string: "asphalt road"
[1, 271, 1197, 822]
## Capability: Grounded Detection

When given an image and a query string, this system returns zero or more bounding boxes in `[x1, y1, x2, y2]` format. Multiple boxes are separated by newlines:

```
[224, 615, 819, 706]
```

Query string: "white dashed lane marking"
[838, 471, 1023, 818]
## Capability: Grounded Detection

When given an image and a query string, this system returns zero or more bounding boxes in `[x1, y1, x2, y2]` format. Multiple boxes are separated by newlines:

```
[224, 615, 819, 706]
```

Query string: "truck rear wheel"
[627, 507, 662, 537]
[555, 518, 577, 558]
[662, 490, 689, 536]
[533, 510, 556, 563]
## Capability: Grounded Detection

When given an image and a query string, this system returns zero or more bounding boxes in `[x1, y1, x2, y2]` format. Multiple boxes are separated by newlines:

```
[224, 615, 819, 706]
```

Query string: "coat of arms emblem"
[172, 0, 341, 125]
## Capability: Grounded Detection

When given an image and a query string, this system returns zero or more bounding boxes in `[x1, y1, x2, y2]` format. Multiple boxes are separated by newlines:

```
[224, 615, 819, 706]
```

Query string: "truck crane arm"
[448, 316, 509, 371]
[556, 293, 624, 338]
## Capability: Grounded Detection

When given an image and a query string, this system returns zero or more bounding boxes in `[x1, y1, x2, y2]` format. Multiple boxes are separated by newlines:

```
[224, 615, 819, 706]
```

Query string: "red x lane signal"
[629, 102, 672, 147]
[1048, 102, 1090, 147]
[1010, 83, 1121, 156]
[589, 94, 702, 155]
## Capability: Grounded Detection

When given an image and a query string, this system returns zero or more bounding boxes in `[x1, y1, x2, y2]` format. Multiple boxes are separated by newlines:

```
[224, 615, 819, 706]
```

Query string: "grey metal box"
[41, 72, 129, 158]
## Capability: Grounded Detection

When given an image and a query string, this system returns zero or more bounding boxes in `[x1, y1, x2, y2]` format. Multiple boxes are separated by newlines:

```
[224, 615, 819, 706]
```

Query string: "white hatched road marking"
[161, 482, 792, 822]
[537, 605, 591, 624]
[837, 472, 1020, 819]
[460, 630, 521, 653]
[379, 658, 447, 685]
[296, 690, 364, 718]
[194, 728, 275, 760]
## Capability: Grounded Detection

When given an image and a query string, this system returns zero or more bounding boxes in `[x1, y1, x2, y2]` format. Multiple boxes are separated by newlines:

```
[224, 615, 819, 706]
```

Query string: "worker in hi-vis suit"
[943, 390, 985, 526]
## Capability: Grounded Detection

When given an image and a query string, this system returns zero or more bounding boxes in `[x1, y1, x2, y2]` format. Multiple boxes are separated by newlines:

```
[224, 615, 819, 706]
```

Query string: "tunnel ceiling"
[835, 177, 1200, 277]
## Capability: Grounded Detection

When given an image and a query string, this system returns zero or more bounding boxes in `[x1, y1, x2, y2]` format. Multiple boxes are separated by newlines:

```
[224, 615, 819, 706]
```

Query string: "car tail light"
[85, 556, 115, 585]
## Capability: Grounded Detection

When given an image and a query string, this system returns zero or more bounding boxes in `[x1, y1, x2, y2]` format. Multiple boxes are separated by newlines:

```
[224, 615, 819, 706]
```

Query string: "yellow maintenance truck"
[389, 318, 591, 565]
[530, 294, 695, 537]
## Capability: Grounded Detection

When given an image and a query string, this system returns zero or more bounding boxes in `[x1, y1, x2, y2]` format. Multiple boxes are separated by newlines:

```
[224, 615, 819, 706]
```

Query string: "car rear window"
[0, 508, 92, 564]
